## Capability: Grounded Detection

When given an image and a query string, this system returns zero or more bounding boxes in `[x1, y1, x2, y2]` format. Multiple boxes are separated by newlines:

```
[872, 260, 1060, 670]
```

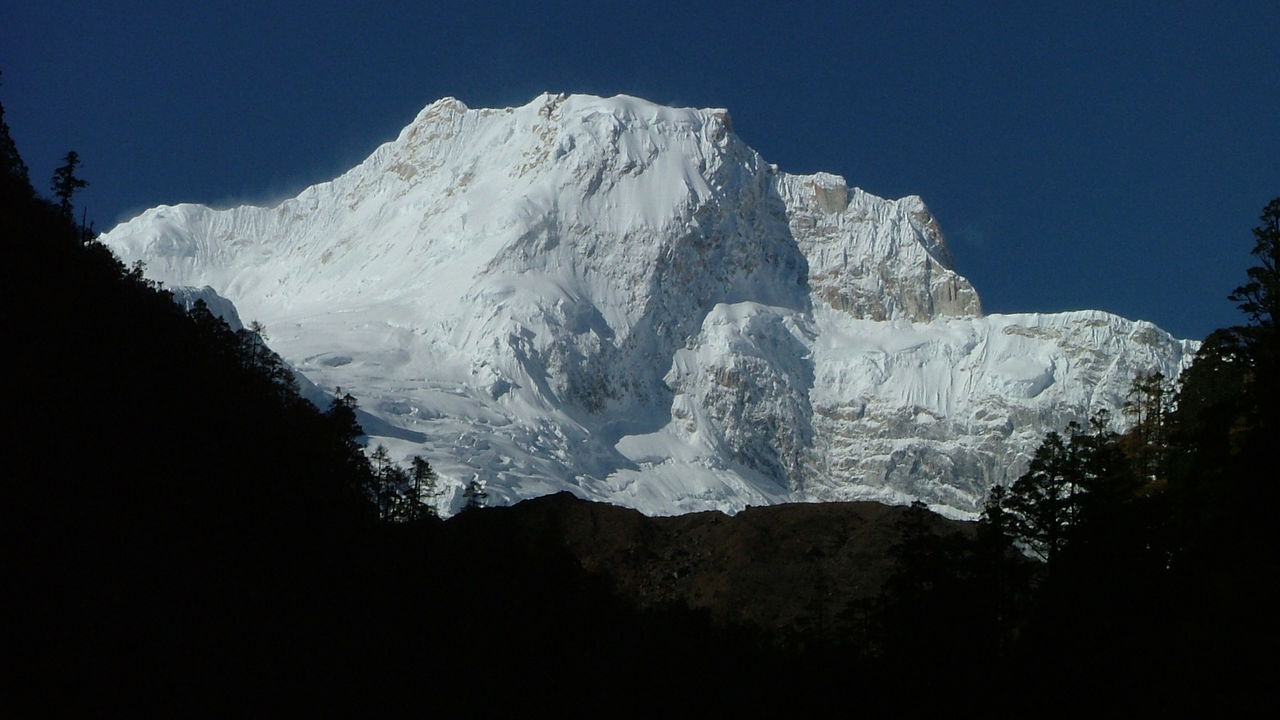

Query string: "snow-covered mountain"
[100, 93, 1196, 517]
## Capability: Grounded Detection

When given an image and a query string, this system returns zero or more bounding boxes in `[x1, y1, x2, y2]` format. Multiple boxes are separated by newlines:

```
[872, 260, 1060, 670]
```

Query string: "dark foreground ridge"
[457, 492, 957, 638]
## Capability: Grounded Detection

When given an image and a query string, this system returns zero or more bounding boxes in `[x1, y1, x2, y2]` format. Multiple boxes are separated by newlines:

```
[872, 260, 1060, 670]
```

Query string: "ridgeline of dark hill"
[450, 492, 963, 639]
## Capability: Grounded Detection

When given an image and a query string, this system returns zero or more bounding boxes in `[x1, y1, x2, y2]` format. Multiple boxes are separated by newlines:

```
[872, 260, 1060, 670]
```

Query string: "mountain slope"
[100, 93, 1195, 516]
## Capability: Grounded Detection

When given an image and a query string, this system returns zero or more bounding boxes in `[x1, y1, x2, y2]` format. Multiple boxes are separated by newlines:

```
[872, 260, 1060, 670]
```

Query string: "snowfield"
[100, 93, 1196, 517]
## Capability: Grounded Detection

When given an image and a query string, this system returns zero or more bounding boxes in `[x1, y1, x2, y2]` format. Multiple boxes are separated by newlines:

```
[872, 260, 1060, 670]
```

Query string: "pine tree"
[408, 455, 439, 519]
[326, 392, 363, 446]
[1164, 198, 1280, 559]
[1122, 371, 1169, 480]
[1228, 198, 1280, 330]
[370, 444, 395, 519]
[1001, 431, 1076, 562]
[0, 72, 31, 199]
[50, 150, 87, 218]
[243, 320, 269, 366]
[462, 478, 488, 511]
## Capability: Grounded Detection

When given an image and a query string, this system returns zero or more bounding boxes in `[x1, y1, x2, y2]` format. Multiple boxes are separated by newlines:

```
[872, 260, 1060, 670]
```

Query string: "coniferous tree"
[241, 320, 269, 366]
[0, 72, 31, 201]
[369, 444, 397, 519]
[1234, 198, 1280, 433]
[322, 391, 373, 498]
[999, 413, 1134, 564]
[1122, 371, 1170, 480]
[1166, 199, 1280, 518]
[408, 455, 439, 520]
[1228, 198, 1280, 330]
[1071, 411, 1129, 505]
[326, 392, 363, 447]
[1163, 198, 1280, 560]
[1001, 431, 1077, 563]
[462, 479, 488, 511]
[50, 150, 87, 218]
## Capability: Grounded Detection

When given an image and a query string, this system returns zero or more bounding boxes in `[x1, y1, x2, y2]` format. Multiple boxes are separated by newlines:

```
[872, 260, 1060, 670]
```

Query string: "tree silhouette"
[50, 150, 87, 218]
[1001, 431, 1076, 562]
[369, 444, 396, 519]
[998, 413, 1135, 565]
[243, 320, 269, 366]
[463, 478, 488, 511]
[1122, 371, 1169, 479]
[407, 455, 439, 519]
[326, 392, 363, 446]
[1228, 198, 1280, 329]
[0, 72, 31, 198]
[1164, 198, 1280, 552]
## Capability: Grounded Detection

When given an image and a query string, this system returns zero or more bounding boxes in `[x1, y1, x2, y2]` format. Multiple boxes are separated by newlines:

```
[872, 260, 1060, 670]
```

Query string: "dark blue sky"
[4, 1, 1277, 340]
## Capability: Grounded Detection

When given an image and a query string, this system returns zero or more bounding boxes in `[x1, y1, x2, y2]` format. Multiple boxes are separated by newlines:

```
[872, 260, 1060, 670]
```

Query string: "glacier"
[99, 93, 1196, 518]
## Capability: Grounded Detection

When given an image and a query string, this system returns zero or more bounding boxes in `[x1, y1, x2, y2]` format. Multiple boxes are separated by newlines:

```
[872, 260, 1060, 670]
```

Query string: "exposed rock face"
[780, 173, 982, 323]
[99, 93, 1195, 517]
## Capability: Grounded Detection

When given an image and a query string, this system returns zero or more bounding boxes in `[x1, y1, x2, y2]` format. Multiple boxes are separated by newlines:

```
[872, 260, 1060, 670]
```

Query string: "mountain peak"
[99, 93, 1193, 517]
